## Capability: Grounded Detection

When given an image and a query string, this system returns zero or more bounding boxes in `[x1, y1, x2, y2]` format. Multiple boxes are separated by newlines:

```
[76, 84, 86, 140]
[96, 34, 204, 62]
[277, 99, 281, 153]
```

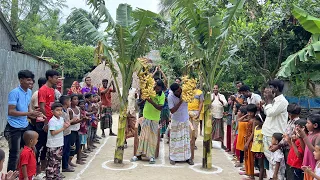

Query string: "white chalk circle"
[102, 160, 138, 171]
[189, 163, 223, 174]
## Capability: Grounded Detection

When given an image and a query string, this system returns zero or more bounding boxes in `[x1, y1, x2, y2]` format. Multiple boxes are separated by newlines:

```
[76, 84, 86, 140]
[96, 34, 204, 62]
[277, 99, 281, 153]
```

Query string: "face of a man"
[175, 79, 181, 85]
[236, 83, 242, 90]
[173, 87, 182, 97]
[20, 78, 34, 90]
[49, 75, 59, 85]
[213, 85, 219, 94]
[86, 78, 92, 86]
[102, 81, 108, 88]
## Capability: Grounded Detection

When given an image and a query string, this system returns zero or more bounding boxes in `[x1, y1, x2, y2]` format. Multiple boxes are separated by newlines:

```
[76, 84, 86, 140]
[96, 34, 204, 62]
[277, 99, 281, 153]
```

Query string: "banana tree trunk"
[202, 95, 212, 169]
[114, 103, 128, 163]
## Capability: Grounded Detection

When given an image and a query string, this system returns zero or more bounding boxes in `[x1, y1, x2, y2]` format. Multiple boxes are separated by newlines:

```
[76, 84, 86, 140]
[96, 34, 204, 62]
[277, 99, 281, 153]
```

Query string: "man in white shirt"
[239, 85, 262, 106]
[261, 80, 288, 164]
[211, 85, 228, 149]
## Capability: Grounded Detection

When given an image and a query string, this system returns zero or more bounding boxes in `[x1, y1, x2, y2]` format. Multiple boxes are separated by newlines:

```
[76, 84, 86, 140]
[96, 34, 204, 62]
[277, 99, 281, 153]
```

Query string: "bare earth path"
[0, 114, 243, 180]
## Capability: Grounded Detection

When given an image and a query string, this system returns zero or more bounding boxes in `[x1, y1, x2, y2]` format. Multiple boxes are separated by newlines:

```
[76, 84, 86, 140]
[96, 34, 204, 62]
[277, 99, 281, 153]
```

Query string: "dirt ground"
[0, 114, 245, 180]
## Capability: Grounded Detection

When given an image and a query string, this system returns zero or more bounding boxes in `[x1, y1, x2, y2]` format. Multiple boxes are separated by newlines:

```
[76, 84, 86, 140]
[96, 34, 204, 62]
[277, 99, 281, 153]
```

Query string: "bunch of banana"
[138, 70, 156, 100]
[137, 58, 150, 68]
[181, 76, 197, 103]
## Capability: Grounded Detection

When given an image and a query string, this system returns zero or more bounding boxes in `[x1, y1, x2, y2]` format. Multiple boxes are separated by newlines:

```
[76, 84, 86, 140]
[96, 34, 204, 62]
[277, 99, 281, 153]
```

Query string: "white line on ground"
[102, 160, 138, 171]
[75, 137, 111, 180]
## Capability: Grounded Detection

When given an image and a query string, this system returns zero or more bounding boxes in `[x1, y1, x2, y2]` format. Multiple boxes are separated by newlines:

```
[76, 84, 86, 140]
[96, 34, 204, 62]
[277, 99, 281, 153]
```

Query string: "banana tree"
[169, 0, 245, 169]
[71, 1, 160, 163]
[277, 5, 320, 96]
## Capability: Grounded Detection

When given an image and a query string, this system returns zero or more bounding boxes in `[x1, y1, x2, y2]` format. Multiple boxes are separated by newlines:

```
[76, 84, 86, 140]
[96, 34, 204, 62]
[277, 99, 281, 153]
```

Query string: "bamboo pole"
[202, 103, 212, 169]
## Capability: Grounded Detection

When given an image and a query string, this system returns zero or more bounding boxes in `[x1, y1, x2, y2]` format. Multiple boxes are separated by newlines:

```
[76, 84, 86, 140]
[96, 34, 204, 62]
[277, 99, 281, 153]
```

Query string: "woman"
[68, 81, 82, 95]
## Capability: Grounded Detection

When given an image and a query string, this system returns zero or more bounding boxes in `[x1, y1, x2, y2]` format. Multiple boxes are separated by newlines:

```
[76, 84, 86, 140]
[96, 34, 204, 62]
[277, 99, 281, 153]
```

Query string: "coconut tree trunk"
[202, 95, 212, 169]
[114, 104, 128, 163]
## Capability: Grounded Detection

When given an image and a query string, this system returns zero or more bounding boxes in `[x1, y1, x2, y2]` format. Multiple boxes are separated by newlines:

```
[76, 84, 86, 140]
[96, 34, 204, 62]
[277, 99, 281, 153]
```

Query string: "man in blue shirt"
[5, 70, 41, 171]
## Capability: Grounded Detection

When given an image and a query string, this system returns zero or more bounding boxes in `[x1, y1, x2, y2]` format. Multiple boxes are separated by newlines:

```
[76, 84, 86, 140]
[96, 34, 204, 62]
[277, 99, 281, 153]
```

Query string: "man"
[37, 69, 59, 174]
[81, 77, 98, 95]
[99, 79, 116, 137]
[5, 70, 41, 171]
[175, 77, 182, 85]
[168, 83, 194, 165]
[239, 85, 262, 106]
[188, 87, 204, 149]
[262, 80, 288, 166]
[211, 85, 228, 149]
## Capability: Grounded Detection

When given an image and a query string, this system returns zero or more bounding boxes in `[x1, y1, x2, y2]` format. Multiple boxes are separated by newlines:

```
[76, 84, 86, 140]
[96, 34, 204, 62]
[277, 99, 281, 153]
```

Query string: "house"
[0, 11, 52, 133]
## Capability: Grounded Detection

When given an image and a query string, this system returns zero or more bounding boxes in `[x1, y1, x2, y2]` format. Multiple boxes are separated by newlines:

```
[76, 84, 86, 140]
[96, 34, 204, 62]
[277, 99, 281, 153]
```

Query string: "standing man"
[239, 85, 262, 106]
[188, 87, 204, 149]
[37, 69, 59, 175]
[168, 83, 194, 165]
[5, 70, 41, 171]
[211, 85, 228, 149]
[262, 80, 288, 167]
[81, 77, 98, 95]
[99, 79, 116, 137]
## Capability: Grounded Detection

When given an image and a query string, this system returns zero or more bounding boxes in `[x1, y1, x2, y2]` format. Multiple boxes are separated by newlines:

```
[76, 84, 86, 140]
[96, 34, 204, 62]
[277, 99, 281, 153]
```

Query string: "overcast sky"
[61, 0, 160, 20]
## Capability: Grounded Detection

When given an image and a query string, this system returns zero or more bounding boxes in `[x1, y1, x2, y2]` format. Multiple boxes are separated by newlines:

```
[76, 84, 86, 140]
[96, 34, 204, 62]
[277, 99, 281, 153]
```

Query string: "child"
[284, 119, 307, 180]
[298, 114, 320, 180]
[46, 102, 70, 180]
[92, 94, 100, 144]
[235, 106, 248, 167]
[232, 104, 241, 160]
[60, 95, 75, 173]
[68, 94, 85, 166]
[0, 149, 18, 180]
[18, 131, 38, 180]
[85, 93, 96, 152]
[241, 104, 257, 179]
[302, 142, 320, 179]
[79, 100, 90, 153]
[251, 113, 266, 180]
[270, 133, 286, 180]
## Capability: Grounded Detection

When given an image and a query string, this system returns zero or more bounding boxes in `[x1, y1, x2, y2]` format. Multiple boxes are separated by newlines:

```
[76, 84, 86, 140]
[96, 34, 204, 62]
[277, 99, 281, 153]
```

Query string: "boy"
[18, 131, 38, 180]
[85, 94, 96, 151]
[46, 103, 70, 180]
[79, 100, 90, 153]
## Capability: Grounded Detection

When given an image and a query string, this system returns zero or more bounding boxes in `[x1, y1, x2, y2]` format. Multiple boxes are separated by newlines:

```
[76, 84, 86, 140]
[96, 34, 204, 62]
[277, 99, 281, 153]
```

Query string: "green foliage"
[22, 35, 95, 78]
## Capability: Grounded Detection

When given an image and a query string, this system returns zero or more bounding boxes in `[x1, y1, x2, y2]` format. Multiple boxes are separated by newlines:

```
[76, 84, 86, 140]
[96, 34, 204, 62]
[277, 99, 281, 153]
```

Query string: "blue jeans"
[62, 134, 71, 169]
[4, 123, 29, 171]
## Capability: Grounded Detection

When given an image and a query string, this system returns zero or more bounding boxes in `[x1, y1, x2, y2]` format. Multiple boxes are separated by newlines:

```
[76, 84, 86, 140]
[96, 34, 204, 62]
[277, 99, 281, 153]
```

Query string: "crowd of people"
[3, 67, 320, 180]
[2, 69, 116, 180]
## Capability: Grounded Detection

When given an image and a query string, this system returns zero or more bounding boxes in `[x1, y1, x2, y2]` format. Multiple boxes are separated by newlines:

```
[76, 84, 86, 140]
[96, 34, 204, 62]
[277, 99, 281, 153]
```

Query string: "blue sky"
[62, 0, 160, 20]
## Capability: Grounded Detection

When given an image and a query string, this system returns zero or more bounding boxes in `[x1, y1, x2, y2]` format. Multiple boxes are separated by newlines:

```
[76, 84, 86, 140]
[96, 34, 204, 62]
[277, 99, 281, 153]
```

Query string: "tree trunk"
[202, 95, 212, 169]
[114, 105, 128, 164]
[10, 0, 19, 33]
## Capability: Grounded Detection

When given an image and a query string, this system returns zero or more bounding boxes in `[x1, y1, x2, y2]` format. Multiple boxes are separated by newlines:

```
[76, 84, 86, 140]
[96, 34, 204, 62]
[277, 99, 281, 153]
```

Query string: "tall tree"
[10, 0, 18, 32]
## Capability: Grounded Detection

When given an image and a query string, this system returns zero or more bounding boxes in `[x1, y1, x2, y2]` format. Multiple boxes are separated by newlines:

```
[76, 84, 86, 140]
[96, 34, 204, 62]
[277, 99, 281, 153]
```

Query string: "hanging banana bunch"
[138, 69, 156, 100]
[181, 76, 197, 103]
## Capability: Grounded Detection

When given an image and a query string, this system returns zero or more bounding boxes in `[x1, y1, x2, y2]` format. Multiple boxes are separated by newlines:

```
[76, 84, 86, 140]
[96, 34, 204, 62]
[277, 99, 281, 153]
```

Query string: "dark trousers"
[35, 122, 47, 164]
[62, 134, 71, 169]
[239, 150, 244, 163]
[70, 131, 80, 157]
[4, 123, 29, 171]
[292, 167, 304, 180]
[226, 125, 232, 150]
[284, 148, 294, 180]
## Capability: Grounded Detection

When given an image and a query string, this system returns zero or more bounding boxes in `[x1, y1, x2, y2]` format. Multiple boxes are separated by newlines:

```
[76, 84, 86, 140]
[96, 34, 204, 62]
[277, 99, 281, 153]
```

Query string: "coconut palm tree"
[70, 1, 160, 164]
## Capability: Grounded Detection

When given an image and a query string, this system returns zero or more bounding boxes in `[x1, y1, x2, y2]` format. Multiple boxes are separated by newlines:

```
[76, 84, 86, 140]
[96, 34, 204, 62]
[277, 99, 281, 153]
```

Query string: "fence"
[0, 49, 51, 133]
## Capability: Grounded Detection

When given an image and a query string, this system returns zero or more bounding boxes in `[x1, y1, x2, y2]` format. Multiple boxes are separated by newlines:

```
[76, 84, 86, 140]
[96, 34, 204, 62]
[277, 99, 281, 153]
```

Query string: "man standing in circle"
[81, 77, 98, 95]
[5, 70, 41, 171]
[99, 79, 117, 137]
[211, 85, 228, 149]
[168, 83, 194, 165]
[37, 69, 59, 175]
[131, 80, 165, 164]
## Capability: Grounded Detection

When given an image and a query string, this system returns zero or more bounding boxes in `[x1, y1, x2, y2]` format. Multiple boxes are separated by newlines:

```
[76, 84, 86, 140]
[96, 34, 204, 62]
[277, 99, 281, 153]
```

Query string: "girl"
[235, 106, 248, 167]
[298, 114, 320, 180]
[251, 113, 266, 180]
[270, 133, 286, 180]
[285, 119, 307, 180]
[302, 143, 320, 179]
[79, 100, 90, 154]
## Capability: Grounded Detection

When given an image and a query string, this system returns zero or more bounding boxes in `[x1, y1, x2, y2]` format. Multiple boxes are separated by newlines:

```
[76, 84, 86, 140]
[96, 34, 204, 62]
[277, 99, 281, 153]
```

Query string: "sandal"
[76, 160, 85, 165]
[170, 160, 176, 165]
[102, 134, 106, 138]
[131, 156, 139, 162]
[149, 157, 156, 164]
[239, 172, 247, 175]
[186, 159, 194, 165]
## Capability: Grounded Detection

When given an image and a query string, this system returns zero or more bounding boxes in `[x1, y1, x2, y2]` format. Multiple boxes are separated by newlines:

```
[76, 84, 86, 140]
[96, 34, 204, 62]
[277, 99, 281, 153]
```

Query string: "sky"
[61, 0, 160, 21]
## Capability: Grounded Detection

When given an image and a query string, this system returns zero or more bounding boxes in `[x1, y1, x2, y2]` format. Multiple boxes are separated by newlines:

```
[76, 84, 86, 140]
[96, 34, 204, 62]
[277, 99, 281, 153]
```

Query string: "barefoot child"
[235, 106, 248, 168]
[46, 102, 70, 180]
[285, 119, 307, 180]
[251, 113, 266, 180]
[18, 131, 38, 180]
[242, 104, 257, 179]
[270, 133, 286, 180]
[298, 114, 320, 180]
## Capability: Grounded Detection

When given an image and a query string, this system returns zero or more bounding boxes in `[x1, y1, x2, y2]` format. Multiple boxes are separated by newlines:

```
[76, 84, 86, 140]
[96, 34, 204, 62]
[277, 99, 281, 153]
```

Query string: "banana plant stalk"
[202, 94, 212, 169]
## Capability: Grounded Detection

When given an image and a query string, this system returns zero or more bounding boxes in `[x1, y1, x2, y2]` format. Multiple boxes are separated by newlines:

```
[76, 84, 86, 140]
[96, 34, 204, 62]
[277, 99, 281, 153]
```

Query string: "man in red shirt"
[99, 79, 116, 137]
[36, 69, 59, 174]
